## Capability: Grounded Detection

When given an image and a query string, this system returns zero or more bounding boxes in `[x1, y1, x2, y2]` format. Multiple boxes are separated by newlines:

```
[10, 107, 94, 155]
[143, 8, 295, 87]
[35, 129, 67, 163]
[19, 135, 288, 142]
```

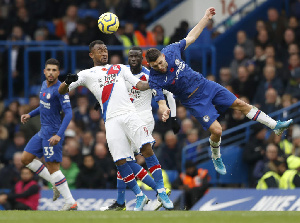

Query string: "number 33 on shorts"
[44, 146, 54, 158]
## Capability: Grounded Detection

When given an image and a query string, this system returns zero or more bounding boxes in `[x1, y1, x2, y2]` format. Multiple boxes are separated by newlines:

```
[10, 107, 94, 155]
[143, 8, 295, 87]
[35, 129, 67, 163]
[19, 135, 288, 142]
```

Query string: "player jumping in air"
[98, 46, 179, 211]
[21, 58, 77, 211]
[145, 7, 293, 175]
[58, 40, 174, 211]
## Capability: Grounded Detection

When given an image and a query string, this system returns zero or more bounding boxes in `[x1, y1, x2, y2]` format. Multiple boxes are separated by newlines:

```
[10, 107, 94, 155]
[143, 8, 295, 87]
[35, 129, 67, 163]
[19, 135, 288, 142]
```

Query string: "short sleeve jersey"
[125, 66, 152, 113]
[69, 64, 140, 122]
[149, 39, 206, 102]
[39, 80, 71, 139]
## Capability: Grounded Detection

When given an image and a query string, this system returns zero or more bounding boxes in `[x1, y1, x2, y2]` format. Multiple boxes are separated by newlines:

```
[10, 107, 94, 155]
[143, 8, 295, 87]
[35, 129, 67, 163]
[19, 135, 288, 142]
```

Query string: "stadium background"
[0, 0, 300, 211]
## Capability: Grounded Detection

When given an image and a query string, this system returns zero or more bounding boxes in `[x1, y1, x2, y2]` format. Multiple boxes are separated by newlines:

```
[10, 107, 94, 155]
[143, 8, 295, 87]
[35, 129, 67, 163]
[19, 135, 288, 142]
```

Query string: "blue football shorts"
[24, 132, 64, 162]
[181, 80, 237, 130]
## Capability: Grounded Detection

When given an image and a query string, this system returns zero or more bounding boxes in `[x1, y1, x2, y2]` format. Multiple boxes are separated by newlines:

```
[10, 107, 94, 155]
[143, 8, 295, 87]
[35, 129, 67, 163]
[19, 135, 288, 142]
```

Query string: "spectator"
[76, 155, 106, 189]
[152, 24, 169, 46]
[152, 132, 164, 159]
[236, 30, 254, 58]
[280, 155, 300, 189]
[172, 161, 210, 210]
[255, 29, 271, 49]
[0, 167, 40, 210]
[170, 20, 189, 44]
[12, 7, 37, 39]
[159, 131, 181, 171]
[81, 131, 95, 156]
[0, 152, 23, 189]
[253, 65, 284, 106]
[288, 16, 300, 40]
[231, 66, 257, 101]
[230, 45, 248, 78]
[260, 88, 281, 113]
[73, 95, 90, 130]
[4, 131, 26, 163]
[285, 67, 300, 100]
[218, 67, 233, 87]
[265, 8, 286, 43]
[64, 139, 82, 166]
[253, 143, 280, 183]
[0, 125, 9, 164]
[252, 45, 266, 74]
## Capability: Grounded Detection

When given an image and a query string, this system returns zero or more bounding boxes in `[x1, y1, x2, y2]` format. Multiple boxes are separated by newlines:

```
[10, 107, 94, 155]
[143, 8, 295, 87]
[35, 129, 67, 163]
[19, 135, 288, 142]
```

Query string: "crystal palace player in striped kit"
[146, 7, 293, 175]
[20, 58, 77, 211]
[99, 46, 179, 211]
[58, 40, 174, 211]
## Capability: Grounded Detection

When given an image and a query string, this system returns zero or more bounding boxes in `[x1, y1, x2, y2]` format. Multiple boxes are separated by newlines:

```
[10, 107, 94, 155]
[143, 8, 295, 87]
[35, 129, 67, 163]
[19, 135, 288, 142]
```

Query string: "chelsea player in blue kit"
[146, 7, 293, 175]
[20, 59, 77, 210]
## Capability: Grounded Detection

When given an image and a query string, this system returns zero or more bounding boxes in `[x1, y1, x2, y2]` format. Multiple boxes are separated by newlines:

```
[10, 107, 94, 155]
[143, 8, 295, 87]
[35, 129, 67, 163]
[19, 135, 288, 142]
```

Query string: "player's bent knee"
[211, 127, 222, 138]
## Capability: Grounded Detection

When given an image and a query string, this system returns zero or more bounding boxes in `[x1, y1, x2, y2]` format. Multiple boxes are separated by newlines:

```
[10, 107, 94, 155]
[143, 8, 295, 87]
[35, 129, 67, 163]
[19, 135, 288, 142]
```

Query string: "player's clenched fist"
[205, 7, 216, 19]
[65, 73, 78, 85]
[21, 114, 31, 124]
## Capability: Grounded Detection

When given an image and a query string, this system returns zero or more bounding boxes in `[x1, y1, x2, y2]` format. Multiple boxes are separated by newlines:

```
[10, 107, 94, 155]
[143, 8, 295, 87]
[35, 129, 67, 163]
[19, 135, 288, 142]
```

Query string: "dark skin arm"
[136, 80, 150, 91]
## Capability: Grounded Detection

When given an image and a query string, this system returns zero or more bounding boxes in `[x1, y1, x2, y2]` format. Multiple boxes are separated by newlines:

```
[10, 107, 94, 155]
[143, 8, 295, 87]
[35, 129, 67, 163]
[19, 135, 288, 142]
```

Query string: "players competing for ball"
[98, 46, 179, 211]
[145, 7, 293, 175]
[20, 59, 77, 211]
[58, 40, 174, 211]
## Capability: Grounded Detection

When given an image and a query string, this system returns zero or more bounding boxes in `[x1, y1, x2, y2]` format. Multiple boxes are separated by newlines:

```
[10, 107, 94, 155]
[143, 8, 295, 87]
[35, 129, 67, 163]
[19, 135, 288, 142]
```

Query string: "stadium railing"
[181, 101, 300, 173]
[0, 41, 216, 104]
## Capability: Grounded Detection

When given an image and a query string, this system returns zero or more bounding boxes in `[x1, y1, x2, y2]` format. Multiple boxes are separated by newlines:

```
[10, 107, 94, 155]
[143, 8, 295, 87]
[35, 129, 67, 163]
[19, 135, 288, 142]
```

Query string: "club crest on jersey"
[64, 95, 69, 100]
[203, 115, 210, 122]
[46, 93, 51, 99]
[175, 59, 180, 66]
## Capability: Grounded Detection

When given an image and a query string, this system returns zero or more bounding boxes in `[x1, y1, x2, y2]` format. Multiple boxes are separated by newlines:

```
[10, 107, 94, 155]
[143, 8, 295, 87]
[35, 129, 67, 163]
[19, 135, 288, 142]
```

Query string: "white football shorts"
[105, 112, 155, 162]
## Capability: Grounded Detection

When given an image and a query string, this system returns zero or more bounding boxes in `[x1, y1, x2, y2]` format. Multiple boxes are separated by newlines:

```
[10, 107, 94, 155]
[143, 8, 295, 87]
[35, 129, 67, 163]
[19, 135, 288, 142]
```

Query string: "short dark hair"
[89, 40, 105, 52]
[145, 48, 161, 63]
[45, 58, 60, 69]
[129, 46, 143, 54]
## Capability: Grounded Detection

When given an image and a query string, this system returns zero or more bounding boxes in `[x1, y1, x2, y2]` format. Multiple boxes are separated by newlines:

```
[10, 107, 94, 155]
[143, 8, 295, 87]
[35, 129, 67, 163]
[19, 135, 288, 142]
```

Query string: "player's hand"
[21, 114, 31, 124]
[205, 7, 216, 19]
[0, 194, 8, 204]
[162, 109, 170, 122]
[94, 102, 100, 111]
[65, 73, 78, 85]
[171, 117, 181, 134]
[48, 135, 61, 146]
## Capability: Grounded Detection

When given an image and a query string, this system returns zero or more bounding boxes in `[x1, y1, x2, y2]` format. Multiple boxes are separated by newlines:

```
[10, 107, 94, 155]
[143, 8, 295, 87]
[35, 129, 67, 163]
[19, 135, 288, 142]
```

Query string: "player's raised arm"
[184, 7, 215, 49]
[58, 73, 78, 94]
[158, 100, 170, 122]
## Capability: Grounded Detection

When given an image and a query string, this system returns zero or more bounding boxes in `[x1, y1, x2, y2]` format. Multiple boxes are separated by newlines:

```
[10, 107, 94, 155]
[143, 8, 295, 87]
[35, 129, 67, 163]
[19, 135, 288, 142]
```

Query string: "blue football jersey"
[149, 39, 207, 102]
[38, 80, 71, 139]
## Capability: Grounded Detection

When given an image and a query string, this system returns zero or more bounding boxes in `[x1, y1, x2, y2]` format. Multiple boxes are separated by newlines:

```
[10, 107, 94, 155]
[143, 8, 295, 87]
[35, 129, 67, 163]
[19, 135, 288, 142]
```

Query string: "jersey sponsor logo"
[152, 89, 157, 96]
[129, 86, 140, 100]
[40, 100, 50, 109]
[175, 58, 185, 79]
[46, 93, 51, 99]
[203, 115, 210, 122]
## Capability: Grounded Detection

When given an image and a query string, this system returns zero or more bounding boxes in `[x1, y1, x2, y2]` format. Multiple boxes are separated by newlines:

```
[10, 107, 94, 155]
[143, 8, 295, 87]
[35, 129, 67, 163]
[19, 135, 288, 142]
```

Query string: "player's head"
[146, 48, 168, 73]
[128, 46, 143, 69]
[44, 58, 60, 83]
[89, 40, 108, 66]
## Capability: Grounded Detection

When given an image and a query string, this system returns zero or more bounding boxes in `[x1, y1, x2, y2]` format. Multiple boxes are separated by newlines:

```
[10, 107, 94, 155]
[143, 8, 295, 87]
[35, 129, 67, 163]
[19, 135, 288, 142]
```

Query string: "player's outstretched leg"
[116, 160, 149, 211]
[231, 99, 293, 135]
[100, 172, 126, 211]
[51, 170, 77, 211]
[141, 144, 174, 210]
[22, 155, 61, 201]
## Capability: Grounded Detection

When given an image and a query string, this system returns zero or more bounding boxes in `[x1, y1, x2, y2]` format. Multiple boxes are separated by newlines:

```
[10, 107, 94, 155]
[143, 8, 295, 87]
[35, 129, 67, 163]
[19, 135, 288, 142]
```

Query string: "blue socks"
[116, 172, 126, 205]
[145, 155, 164, 190]
[117, 162, 142, 196]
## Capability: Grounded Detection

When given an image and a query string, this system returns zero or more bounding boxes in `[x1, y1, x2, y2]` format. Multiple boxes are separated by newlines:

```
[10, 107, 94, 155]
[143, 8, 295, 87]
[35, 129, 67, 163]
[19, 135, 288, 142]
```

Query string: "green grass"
[1, 211, 300, 223]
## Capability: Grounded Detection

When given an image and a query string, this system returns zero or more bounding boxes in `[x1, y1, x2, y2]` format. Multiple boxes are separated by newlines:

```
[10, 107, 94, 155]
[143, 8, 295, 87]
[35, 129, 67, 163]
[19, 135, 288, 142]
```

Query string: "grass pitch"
[1, 211, 300, 223]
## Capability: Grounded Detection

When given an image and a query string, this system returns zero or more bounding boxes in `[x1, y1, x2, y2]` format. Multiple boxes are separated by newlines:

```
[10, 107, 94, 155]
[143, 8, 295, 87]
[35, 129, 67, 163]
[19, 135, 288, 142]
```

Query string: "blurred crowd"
[0, 0, 300, 193]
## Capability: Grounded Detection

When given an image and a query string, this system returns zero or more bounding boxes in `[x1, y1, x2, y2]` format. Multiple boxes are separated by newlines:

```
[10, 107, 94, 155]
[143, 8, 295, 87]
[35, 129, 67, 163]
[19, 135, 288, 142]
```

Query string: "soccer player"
[58, 40, 174, 211]
[145, 7, 293, 175]
[99, 46, 178, 211]
[20, 58, 77, 211]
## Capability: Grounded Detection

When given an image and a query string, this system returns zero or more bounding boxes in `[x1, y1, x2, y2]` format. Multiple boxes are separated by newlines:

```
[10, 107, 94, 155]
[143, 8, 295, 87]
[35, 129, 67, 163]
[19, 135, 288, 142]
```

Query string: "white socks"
[209, 138, 221, 159]
[246, 107, 277, 129]
[51, 170, 75, 204]
[26, 159, 52, 183]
